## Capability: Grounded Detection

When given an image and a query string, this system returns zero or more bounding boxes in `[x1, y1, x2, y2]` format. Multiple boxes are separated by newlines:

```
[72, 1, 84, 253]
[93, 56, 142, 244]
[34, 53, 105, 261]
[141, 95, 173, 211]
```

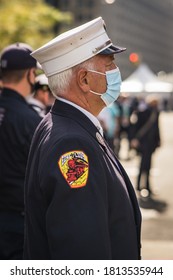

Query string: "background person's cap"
[35, 74, 49, 91]
[0, 42, 37, 70]
[31, 17, 126, 77]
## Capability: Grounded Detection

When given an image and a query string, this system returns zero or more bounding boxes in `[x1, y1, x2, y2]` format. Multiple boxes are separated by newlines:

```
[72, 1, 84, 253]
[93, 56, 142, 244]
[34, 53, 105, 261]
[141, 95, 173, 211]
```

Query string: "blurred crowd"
[98, 93, 163, 197]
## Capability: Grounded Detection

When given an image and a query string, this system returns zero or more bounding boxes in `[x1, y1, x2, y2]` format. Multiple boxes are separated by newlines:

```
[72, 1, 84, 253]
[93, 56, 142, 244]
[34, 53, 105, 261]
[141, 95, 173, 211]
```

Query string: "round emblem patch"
[58, 150, 89, 188]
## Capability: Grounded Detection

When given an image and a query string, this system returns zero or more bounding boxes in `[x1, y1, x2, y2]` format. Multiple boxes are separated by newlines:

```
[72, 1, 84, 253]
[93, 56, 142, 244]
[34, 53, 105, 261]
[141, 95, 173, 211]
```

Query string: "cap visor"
[99, 45, 126, 55]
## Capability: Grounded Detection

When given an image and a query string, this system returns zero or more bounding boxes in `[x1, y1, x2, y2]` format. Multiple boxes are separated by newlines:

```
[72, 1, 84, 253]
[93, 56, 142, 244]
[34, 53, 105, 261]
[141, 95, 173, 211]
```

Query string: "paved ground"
[119, 111, 173, 260]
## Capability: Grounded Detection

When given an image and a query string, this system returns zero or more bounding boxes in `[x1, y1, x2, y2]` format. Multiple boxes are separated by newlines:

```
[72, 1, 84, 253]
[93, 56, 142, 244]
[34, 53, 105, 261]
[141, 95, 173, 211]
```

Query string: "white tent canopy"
[121, 63, 173, 93]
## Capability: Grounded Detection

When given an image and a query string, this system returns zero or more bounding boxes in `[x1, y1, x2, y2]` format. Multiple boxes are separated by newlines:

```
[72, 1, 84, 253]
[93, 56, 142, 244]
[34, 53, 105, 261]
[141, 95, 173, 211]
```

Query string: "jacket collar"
[51, 99, 101, 140]
[1, 87, 27, 104]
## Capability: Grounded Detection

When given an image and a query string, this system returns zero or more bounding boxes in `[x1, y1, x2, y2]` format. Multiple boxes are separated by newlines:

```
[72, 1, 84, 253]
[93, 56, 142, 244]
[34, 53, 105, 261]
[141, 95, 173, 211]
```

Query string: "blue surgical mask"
[89, 68, 122, 106]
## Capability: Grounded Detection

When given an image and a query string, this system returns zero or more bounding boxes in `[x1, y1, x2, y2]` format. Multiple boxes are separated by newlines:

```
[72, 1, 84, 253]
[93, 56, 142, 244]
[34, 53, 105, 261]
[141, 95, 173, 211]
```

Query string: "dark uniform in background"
[0, 43, 41, 259]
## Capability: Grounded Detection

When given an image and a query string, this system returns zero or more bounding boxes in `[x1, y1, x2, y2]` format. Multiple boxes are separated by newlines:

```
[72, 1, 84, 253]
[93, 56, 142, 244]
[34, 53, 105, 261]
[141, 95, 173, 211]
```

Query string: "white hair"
[48, 68, 73, 98]
[48, 57, 97, 98]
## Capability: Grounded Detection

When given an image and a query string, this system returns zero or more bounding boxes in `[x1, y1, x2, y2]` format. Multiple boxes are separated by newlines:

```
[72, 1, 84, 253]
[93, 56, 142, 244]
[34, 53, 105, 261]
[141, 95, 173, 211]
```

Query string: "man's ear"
[26, 68, 36, 83]
[77, 69, 90, 92]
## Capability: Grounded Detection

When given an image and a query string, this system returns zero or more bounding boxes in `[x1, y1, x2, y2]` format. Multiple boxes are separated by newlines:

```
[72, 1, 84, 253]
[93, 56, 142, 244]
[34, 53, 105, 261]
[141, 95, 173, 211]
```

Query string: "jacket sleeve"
[38, 135, 112, 259]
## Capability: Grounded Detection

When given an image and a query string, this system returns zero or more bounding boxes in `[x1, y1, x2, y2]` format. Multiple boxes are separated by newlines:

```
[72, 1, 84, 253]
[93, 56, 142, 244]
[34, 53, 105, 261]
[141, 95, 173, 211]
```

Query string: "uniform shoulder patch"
[58, 150, 89, 188]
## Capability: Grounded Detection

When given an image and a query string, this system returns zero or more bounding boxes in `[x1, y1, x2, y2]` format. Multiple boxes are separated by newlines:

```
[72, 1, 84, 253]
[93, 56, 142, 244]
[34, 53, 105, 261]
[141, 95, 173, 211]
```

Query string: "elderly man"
[24, 17, 141, 260]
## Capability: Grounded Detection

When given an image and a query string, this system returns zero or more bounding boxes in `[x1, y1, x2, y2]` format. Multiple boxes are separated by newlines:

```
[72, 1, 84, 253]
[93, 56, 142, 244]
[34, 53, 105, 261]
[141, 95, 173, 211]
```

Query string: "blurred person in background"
[0, 43, 42, 259]
[97, 101, 121, 155]
[130, 95, 161, 197]
[117, 93, 137, 160]
[27, 73, 52, 117]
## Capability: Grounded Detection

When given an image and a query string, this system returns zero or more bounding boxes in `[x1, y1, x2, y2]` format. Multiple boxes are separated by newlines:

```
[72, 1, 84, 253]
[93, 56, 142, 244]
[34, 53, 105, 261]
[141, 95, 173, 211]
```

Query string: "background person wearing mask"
[0, 43, 42, 259]
[24, 17, 141, 260]
[27, 73, 52, 117]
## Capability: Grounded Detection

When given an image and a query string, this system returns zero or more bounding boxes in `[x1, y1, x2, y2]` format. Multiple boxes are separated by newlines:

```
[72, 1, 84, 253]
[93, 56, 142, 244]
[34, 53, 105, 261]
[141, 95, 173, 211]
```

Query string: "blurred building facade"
[45, 0, 173, 79]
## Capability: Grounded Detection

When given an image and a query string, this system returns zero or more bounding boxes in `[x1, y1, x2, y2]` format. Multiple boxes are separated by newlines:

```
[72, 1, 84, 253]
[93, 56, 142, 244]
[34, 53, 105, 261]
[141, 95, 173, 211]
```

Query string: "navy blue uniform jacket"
[0, 88, 41, 212]
[24, 100, 141, 260]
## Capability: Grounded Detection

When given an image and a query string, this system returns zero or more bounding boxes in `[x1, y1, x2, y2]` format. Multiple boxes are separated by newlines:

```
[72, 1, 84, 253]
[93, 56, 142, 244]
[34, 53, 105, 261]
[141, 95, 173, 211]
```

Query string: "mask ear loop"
[88, 69, 106, 95]
[27, 69, 35, 93]
[89, 90, 102, 96]
[88, 69, 106, 76]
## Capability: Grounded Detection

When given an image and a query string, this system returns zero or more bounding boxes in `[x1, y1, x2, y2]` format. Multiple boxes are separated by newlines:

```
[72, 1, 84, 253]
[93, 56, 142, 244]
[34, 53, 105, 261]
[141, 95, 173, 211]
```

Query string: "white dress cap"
[35, 74, 48, 85]
[31, 17, 126, 77]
